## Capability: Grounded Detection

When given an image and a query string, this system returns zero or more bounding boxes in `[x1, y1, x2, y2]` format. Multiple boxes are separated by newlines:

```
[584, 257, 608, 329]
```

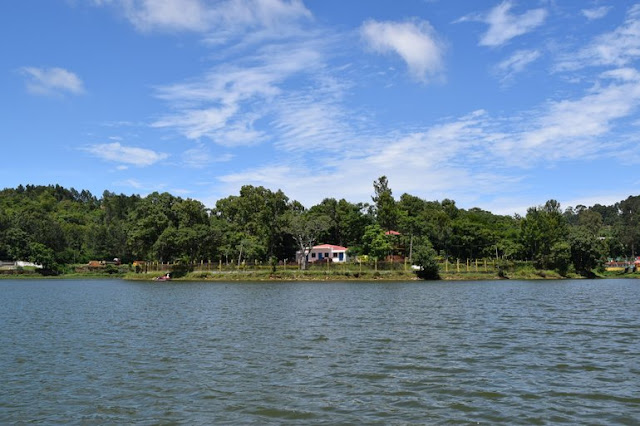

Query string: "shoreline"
[3, 269, 639, 281]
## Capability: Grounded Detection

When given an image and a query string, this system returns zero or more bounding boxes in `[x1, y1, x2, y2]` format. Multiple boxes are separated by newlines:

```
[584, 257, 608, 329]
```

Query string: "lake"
[1, 279, 639, 424]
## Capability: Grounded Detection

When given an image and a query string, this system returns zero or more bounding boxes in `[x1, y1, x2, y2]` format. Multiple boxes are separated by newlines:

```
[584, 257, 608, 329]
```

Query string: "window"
[311, 253, 316, 258]
[325, 253, 329, 258]
[333, 253, 338, 258]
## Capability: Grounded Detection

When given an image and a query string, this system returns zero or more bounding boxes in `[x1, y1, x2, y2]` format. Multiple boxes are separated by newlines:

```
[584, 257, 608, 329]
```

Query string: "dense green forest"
[1, 177, 639, 277]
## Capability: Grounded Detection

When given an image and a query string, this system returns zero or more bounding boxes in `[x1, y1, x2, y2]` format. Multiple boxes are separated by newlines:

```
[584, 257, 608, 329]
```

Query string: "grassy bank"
[4, 263, 639, 281]
[124, 265, 622, 281]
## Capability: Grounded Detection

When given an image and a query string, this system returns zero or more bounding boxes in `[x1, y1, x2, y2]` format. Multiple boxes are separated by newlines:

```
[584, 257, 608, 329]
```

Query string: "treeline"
[0, 178, 639, 276]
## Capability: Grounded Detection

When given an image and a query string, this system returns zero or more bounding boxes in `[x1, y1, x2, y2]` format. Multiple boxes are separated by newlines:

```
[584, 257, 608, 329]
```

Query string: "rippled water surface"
[1, 279, 639, 424]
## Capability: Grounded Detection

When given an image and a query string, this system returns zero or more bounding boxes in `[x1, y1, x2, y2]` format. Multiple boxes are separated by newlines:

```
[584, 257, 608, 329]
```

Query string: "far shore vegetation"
[2, 178, 640, 281]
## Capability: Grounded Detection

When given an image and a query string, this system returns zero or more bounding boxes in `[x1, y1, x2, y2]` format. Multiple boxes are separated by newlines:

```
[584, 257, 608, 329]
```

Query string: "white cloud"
[215, 110, 513, 207]
[20, 67, 85, 96]
[556, 4, 640, 71]
[360, 19, 445, 82]
[182, 145, 234, 168]
[272, 89, 355, 152]
[459, 1, 547, 47]
[115, 178, 146, 189]
[152, 42, 327, 145]
[493, 68, 640, 163]
[153, 105, 240, 141]
[83, 142, 169, 166]
[121, 0, 209, 32]
[582, 6, 611, 21]
[113, 178, 168, 194]
[98, 0, 311, 35]
[495, 49, 541, 82]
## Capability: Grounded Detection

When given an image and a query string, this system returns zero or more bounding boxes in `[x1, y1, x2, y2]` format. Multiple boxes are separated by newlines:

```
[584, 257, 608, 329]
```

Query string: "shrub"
[413, 244, 440, 280]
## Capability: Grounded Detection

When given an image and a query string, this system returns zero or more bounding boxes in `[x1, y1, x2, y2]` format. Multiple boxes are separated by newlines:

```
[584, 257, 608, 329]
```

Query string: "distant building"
[0, 261, 43, 270]
[296, 244, 349, 264]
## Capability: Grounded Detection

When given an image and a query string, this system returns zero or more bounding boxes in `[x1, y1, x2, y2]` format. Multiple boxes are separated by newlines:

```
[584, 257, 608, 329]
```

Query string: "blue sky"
[2, 1, 640, 215]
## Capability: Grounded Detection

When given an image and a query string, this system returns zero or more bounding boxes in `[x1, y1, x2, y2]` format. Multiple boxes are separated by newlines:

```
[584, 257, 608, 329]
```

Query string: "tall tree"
[372, 176, 398, 232]
[520, 200, 569, 270]
[284, 210, 330, 270]
[310, 198, 372, 248]
[617, 196, 640, 257]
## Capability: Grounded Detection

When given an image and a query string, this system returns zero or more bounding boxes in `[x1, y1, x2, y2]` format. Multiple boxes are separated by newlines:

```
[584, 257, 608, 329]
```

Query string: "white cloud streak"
[493, 68, 640, 164]
[557, 4, 640, 71]
[83, 142, 169, 166]
[20, 67, 85, 96]
[459, 1, 547, 47]
[495, 49, 541, 82]
[360, 19, 445, 82]
[182, 145, 234, 168]
[98, 0, 311, 35]
[582, 6, 611, 21]
[152, 41, 333, 147]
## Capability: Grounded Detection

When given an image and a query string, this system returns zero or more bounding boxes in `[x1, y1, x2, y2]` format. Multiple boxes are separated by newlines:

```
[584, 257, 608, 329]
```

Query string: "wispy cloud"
[582, 6, 611, 21]
[494, 68, 640, 163]
[182, 145, 234, 168]
[216, 110, 512, 206]
[556, 4, 640, 71]
[360, 19, 445, 82]
[83, 142, 169, 166]
[271, 83, 356, 152]
[113, 178, 168, 194]
[458, 1, 547, 47]
[96, 0, 311, 36]
[20, 67, 85, 96]
[152, 40, 331, 146]
[495, 49, 541, 82]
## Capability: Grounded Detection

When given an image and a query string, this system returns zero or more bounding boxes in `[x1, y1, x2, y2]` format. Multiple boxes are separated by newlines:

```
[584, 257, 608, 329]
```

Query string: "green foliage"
[0, 184, 639, 279]
[372, 176, 398, 231]
[361, 224, 391, 260]
[170, 257, 193, 278]
[568, 226, 606, 277]
[521, 200, 569, 269]
[309, 198, 373, 247]
[104, 264, 119, 274]
[549, 241, 571, 276]
[413, 242, 440, 280]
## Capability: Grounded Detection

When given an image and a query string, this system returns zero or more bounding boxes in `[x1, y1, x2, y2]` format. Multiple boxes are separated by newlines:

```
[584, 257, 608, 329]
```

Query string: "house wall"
[307, 248, 348, 263]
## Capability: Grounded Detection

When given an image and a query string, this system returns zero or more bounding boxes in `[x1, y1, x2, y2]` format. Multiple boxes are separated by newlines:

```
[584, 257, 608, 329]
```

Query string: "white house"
[297, 244, 349, 264]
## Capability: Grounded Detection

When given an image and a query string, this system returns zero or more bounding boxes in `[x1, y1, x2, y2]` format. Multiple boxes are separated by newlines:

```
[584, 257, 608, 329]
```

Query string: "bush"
[413, 244, 440, 280]
[550, 242, 571, 276]
[170, 259, 193, 278]
[104, 264, 119, 274]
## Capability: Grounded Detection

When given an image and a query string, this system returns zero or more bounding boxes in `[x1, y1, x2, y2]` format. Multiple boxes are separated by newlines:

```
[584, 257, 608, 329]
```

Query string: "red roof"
[385, 230, 401, 235]
[313, 244, 348, 251]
